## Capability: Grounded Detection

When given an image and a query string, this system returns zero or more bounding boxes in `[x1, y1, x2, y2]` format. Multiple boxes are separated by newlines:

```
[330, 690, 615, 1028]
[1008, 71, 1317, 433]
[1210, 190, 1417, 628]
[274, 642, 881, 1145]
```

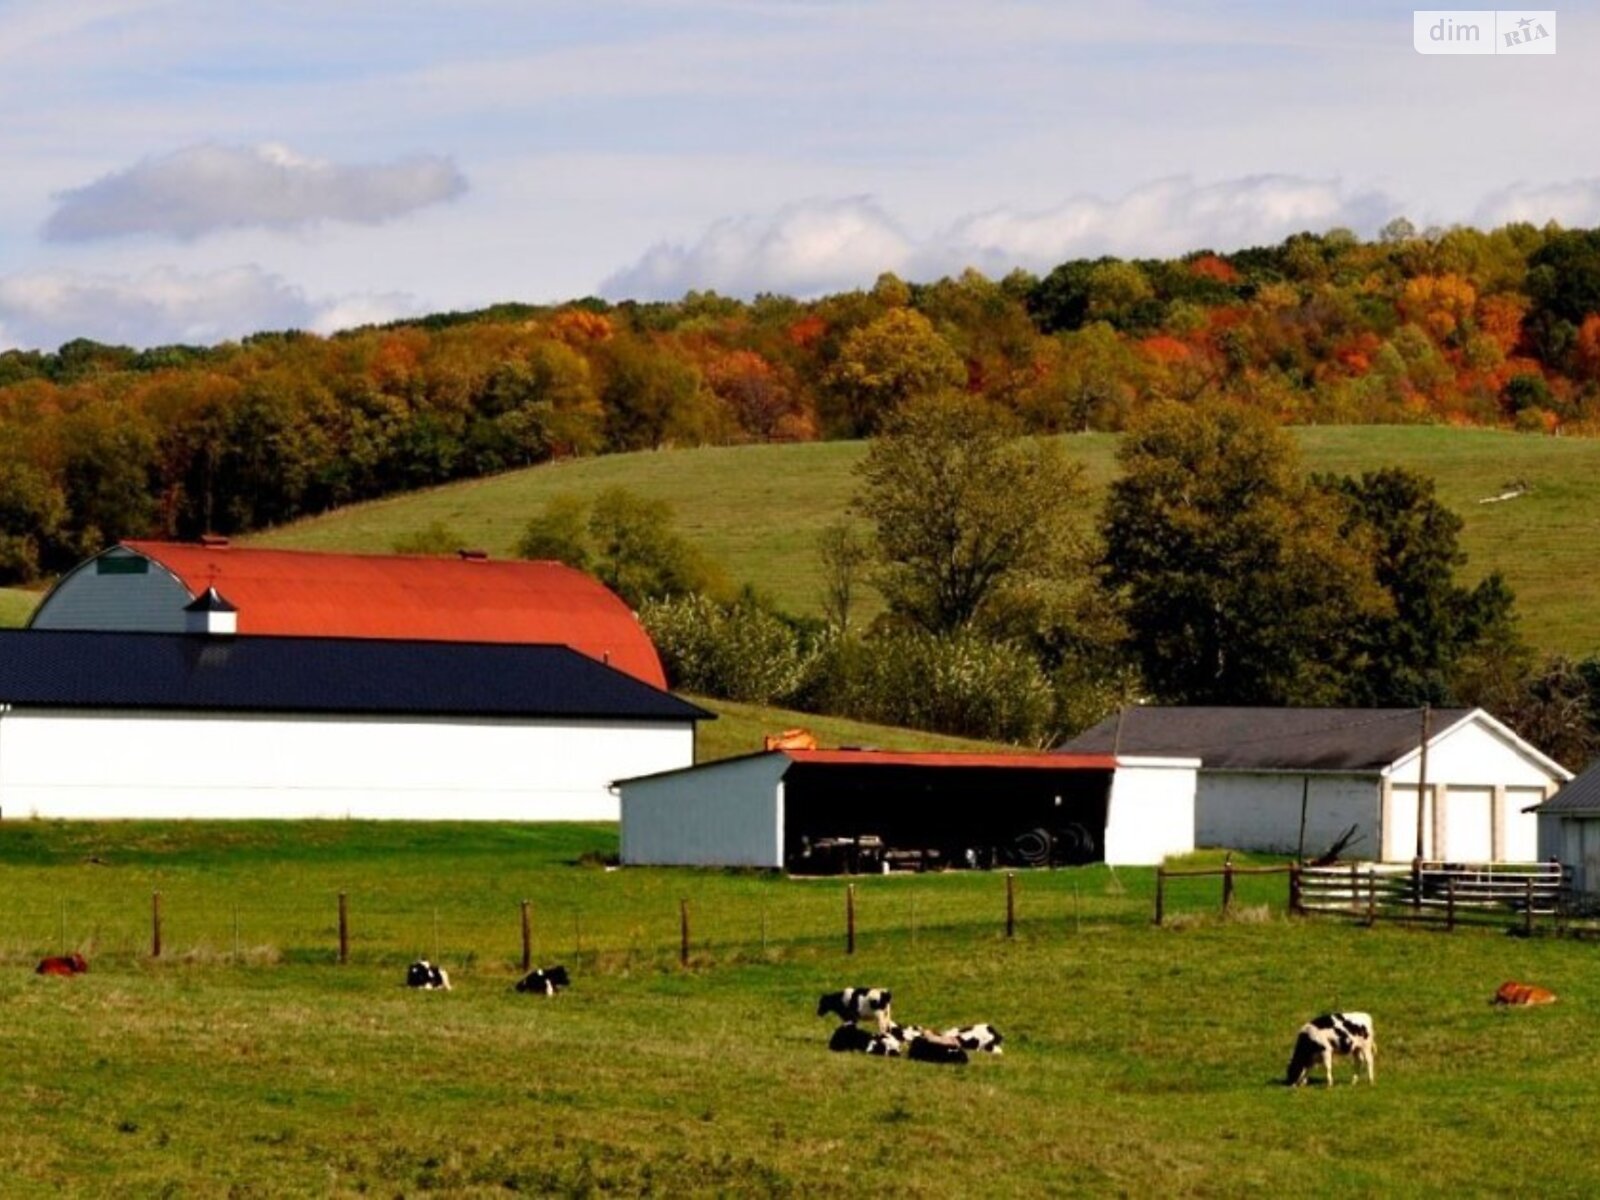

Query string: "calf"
[35, 953, 88, 977]
[515, 965, 571, 995]
[1285, 1012, 1375, 1087]
[828, 1024, 902, 1057]
[1494, 980, 1557, 1006]
[817, 987, 893, 1033]
[405, 960, 451, 990]
[943, 1023, 1004, 1055]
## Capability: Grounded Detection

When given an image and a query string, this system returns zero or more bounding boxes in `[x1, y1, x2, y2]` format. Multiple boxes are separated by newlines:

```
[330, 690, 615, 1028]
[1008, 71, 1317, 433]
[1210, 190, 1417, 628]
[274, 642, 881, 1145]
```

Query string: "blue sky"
[0, 0, 1592, 349]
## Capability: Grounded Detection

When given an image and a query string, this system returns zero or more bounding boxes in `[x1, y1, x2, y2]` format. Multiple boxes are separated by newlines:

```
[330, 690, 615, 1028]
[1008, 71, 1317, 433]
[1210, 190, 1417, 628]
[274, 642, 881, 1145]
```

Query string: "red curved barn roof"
[120, 541, 667, 689]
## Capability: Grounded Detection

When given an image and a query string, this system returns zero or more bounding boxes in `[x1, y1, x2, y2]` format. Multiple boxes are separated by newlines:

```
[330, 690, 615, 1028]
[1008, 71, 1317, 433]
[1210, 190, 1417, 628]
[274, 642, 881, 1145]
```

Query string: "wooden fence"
[1293, 859, 1569, 932]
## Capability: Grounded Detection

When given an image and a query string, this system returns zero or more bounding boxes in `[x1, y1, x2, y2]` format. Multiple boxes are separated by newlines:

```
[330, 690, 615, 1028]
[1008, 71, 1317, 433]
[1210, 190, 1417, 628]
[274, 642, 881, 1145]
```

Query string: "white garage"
[0, 627, 708, 821]
[1061, 707, 1569, 863]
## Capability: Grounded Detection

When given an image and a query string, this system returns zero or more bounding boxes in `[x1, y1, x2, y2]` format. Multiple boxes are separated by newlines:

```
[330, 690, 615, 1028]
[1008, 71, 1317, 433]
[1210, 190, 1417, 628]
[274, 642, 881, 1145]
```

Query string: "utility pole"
[1414, 704, 1432, 862]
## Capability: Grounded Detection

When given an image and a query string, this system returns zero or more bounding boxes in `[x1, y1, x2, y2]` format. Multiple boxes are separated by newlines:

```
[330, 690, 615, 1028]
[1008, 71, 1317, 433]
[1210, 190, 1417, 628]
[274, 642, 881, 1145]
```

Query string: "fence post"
[1154, 868, 1166, 927]
[520, 900, 532, 972]
[338, 892, 349, 965]
[151, 891, 162, 959]
[1411, 857, 1422, 913]
[1289, 864, 1302, 916]
[1350, 861, 1360, 917]
[679, 898, 690, 967]
[846, 883, 856, 955]
[1006, 872, 1016, 939]
[1446, 876, 1456, 931]
[1222, 854, 1235, 913]
[1367, 870, 1378, 927]
[1525, 876, 1535, 937]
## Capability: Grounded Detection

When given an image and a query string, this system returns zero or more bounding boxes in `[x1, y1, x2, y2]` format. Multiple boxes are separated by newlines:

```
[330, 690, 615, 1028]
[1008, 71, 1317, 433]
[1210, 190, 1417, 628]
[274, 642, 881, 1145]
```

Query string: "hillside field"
[244, 426, 1600, 657]
[3, 821, 1600, 1196]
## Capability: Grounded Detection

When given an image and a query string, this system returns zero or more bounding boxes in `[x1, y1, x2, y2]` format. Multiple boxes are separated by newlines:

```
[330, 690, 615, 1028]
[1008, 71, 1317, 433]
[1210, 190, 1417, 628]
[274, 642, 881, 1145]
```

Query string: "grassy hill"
[246, 426, 1600, 656]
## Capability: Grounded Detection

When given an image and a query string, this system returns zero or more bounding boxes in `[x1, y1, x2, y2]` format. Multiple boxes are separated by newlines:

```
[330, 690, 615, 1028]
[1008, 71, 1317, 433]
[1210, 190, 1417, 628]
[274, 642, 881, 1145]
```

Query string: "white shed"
[617, 749, 1198, 869]
[1061, 707, 1570, 863]
[1534, 763, 1600, 894]
[0, 628, 708, 821]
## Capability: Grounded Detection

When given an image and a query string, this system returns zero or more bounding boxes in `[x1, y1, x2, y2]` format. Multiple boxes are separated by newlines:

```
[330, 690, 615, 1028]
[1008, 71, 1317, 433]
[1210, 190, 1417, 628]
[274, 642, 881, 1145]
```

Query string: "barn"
[30, 539, 666, 687]
[616, 749, 1199, 870]
[1534, 764, 1600, 895]
[1061, 707, 1570, 862]
[0, 627, 708, 821]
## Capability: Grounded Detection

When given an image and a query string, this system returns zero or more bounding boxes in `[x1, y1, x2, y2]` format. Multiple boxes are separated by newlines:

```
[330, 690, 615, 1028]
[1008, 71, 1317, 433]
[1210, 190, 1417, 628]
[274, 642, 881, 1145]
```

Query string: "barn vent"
[183, 587, 238, 637]
[198, 534, 231, 549]
[457, 548, 489, 562]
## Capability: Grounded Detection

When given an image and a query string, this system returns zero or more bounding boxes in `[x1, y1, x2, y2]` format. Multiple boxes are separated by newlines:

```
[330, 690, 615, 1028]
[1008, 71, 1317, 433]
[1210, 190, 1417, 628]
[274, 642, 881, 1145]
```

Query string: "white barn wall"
[619, 755, 789, 867]
[0, 709, 692, 821]
[1197, 773, 1376, 857]
[1104, 757, 1198, 865]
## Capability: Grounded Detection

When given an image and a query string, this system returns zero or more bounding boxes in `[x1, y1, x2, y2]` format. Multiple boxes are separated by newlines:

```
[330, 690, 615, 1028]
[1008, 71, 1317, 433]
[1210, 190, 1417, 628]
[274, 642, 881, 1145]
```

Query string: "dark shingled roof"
[0, 629, 711, 723]
[1536, 762, 1600, 814]
[1060, 706, 1473, 772]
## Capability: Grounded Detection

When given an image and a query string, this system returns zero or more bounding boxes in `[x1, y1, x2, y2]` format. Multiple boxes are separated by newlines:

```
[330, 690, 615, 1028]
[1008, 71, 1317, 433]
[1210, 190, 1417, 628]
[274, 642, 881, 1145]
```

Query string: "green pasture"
[247, 427, 1600, 656]
[4, 821, 1600, 1195]
[690, 695, 1001, 762]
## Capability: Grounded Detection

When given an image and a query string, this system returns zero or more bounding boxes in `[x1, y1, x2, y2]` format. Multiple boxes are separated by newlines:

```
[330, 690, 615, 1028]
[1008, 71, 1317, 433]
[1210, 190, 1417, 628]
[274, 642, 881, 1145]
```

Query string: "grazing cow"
[1285, 1012, 1376, 1087]
[828, 1024, 903, 1056]
[405, 960, 451, 990]
[35, 953, 88, 977]
[942, 1023, 1004, 1055]
[906, 1036, 969, 1066]
[1495, 981, 1557, 1006]
[515, 965, 571, 995]
[817, 987, 893, 1033]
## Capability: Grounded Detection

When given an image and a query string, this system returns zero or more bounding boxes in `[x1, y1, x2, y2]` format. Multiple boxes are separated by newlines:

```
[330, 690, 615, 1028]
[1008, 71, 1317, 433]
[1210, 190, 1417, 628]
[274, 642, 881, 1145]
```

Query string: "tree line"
[5, 221, 1600, 582]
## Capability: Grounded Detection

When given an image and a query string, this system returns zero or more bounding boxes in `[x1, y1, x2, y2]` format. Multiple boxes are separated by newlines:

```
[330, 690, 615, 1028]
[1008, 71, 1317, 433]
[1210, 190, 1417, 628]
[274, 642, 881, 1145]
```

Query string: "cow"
[515, 965, 571, 995]
[1494, 981, 1557, 1006]
[405, 960, 451, 990]
[1285, 1012, 1376, 1087]
[35, 953, 88, 977]
[943, 1023, 1004, 1055]
[828, 1024, 902, 1057]
[817, 987, 893, 1033]
[906, 1036, 969, 1066]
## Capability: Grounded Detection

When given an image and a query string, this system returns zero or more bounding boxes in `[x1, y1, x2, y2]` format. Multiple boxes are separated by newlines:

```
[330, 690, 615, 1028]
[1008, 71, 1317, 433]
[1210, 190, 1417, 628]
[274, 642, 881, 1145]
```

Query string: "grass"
[242, 427, 1600, 656]
[691, 695, 1004, 761]
[0, 585, 42, 627]
[5, 821, 1600, 1195]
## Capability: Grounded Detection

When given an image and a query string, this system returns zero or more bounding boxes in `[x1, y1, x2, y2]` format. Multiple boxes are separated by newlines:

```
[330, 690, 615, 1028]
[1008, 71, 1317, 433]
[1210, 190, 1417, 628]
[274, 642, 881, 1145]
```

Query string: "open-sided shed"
[617, 749, 1197, 870]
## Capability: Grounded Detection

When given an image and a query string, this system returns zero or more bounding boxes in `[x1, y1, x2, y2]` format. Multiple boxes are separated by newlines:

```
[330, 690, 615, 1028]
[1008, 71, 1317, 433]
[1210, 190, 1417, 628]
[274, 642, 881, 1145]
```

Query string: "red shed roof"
[119, 541, 667, 688]
[782, 749, 1116, 770]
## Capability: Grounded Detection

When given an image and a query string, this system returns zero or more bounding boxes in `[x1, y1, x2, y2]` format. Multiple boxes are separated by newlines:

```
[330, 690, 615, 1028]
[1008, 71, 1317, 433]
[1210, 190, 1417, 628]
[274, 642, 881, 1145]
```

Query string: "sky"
[0, 0, 1594, 350]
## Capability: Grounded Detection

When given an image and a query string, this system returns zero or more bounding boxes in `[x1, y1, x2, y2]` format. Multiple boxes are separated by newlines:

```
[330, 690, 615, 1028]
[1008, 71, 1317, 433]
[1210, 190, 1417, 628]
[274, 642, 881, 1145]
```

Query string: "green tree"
[514, 493, 592, 569]
[391, 520, 467, 557]
[824, 309, 964, 436]
[856, 392, 1086, 634]
[816, 518, 872, 631]
[1101, 402, 1387, 704]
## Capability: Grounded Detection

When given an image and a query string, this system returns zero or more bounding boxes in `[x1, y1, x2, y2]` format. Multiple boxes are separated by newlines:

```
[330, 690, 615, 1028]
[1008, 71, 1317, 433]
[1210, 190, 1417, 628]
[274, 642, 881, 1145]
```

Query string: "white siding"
[1103, 757, 1198, 865]
[1199, 773, 1377, 857]
[0, 708, 692, 821]
[619, 755, 789, 867]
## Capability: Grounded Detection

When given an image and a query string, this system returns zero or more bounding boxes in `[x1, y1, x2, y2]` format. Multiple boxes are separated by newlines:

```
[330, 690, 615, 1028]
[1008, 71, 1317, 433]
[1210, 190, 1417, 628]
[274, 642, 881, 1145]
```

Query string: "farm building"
[616, 749, 1199, 870]
[31, 539, 667, 687]
[1534, 764, 1600, 895]
[0, 627, 708, 821]
[1061, 707, 1570, 863]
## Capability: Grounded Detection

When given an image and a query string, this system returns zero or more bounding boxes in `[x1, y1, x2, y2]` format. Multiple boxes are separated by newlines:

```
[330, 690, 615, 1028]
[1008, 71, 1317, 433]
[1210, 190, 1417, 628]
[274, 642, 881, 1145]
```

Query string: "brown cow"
[35, 953, 88, 976]
[1494, 981, 1556, 1006]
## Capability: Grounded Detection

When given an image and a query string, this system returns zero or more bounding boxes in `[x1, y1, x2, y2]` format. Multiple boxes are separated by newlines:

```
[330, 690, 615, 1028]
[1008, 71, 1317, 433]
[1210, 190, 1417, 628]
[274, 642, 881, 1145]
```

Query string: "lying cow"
[828, 1024, 902, 1056]
[515, 965, 571, 995]
[945, 1023, 1004, 1055]
[817, 987, 893, 1033]
[1285, 1012, 1375, 1087]
[35, 953, 88, 977]
[1494, 980, 1557, 1006]
[405, 960, 451, 990]
[906, 1037, 969, 1066]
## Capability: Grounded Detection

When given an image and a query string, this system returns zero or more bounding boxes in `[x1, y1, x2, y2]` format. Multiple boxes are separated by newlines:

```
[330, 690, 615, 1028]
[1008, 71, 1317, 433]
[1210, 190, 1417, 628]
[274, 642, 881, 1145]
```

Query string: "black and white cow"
[406, 960, 451, 990]
[1285, 1012, 1375, 1087]
[828, 1024, 903, 1056]
[817, 987, 894, 1033]
[906, 1036, 969, 1066]
[515, 964, 571, 995]
[943, 1023, 1004, 1055]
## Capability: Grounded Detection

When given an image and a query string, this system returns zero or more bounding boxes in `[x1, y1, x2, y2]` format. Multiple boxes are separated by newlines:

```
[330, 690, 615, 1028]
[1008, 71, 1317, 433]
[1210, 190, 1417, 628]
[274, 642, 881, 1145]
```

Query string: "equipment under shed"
[616, 749, 1198, 870]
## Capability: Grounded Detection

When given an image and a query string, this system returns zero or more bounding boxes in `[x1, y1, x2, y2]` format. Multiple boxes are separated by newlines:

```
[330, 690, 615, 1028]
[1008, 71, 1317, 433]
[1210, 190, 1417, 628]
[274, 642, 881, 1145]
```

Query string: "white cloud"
[44, 143, 467, 242]
[0, 266, 419, 350]
[601, 177, 1398, 299]
[600, 197, 914, 299]
[1474, 180, 1600, 229]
